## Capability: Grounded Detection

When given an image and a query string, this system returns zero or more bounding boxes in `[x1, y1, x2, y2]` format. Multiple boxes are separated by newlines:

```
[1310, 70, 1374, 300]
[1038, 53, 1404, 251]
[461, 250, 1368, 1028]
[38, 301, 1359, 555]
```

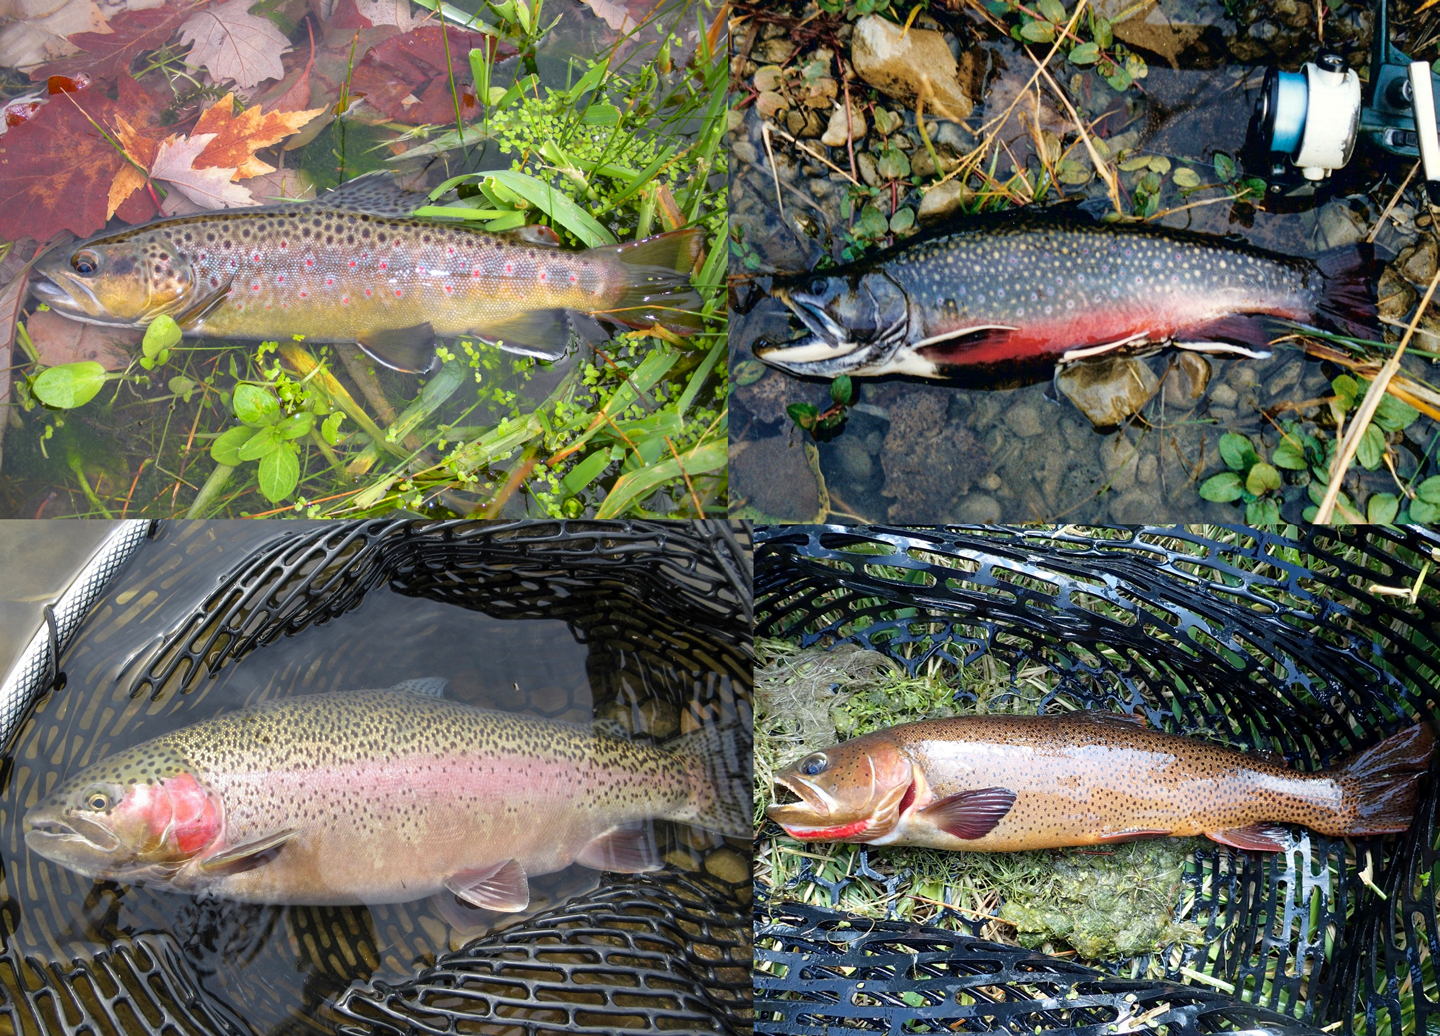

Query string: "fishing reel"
[1243, 0, 1440, 205]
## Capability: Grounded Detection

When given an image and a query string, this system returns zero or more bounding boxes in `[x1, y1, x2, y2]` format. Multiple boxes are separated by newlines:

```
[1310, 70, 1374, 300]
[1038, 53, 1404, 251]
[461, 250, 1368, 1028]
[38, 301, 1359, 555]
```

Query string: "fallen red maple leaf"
[348, 25, 508, 125]
[31, 2, 201, 84]
[0, 79, 161, 242]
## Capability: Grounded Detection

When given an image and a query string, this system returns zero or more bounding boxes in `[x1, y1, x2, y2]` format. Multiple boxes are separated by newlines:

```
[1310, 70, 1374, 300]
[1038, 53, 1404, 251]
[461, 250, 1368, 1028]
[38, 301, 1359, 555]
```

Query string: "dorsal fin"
[315, 171, 431, 218]
[390, 678, 448, 698]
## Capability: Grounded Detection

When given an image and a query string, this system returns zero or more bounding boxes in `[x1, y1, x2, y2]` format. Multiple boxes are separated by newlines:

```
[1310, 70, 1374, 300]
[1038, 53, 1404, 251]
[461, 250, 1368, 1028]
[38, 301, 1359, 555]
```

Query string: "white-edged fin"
[356, 324, 439, 374]
[391, 678, 448, 698]
[470, 309, 574, 360]
[1060, 331, 1151, 363]
[910, 324, 1019, 350]
[756, 339, 862, 364]
[576, 822, 662, 873]
[444, 859, 531, 912]
[1174, 341, 1273, 359]
[198, 828, 299, 874]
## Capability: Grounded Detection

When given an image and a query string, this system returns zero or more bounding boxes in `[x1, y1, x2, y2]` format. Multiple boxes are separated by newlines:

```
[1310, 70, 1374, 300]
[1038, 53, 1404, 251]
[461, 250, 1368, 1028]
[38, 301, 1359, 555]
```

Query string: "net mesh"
[0, 518, 752, 1036]
[754, 523, 1440, 1036]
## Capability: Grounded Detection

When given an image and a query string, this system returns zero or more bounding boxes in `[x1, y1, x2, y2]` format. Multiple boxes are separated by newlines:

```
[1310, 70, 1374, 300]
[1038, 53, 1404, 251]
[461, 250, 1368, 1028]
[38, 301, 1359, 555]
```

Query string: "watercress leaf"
[1332, 374, 1359, 408]
[210, 425, 254, 466]
[1020, 18, 1055, 42]
[233, 384, 281, 426]
[1367, 492, 1400, 525]
[1410, 496, 1440, 523]
[236, 425, 282, 461]
[1037, 0, 1064, 22]
[1272, 438, 1307, 469]
[1246, 461, 1281, 495]
[321, 411, 346, 445]
[32, 362, 108, 409]
[1069, 41, 1099, 64]
[1090, 12, 1112, 47]
[1172, 166, 1201, 188]
[1213, 152, 1235, 182]
[1356, 423, 1386, 470]
[788, 402, 819, 430]
[1199, 471, 1243, 502]
[278, 412, 315, 439]
[1219, 431, 1258, 472]
[143, 314, 182, 360]
[1246, 497, 1280, 526]
[257, 442, 299, 503]
[1374, 392, 1420, 432]
[831, 374, 853, 405]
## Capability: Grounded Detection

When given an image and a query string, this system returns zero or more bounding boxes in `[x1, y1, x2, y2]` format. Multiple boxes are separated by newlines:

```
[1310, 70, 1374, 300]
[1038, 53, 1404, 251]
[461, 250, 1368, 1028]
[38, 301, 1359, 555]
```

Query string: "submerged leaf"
[150, 132, 255, 208]
[32, 360, 107, 408]
[191, 92, 326, 179]
[178, 0, 290, 90]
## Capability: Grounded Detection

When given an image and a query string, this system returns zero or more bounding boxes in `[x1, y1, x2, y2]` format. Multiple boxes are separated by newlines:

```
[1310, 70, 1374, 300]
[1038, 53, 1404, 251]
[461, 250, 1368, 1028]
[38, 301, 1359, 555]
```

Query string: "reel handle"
[1406, 61, 1440, 204]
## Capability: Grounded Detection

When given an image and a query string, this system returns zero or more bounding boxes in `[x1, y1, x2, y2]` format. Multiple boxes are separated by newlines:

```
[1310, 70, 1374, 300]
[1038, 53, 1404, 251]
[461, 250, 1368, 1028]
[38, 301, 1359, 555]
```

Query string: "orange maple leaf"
[191, 92, 325, 180]
[106, 113, 161, 219]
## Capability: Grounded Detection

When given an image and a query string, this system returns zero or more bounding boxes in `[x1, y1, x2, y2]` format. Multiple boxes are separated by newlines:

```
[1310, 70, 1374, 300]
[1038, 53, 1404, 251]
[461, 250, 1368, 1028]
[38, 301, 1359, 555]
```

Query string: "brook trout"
[757, 210, 1376, 378]
[31, 173, 703, 372]
[767, 712, 1433, 852]
[24, 680, 747, 908]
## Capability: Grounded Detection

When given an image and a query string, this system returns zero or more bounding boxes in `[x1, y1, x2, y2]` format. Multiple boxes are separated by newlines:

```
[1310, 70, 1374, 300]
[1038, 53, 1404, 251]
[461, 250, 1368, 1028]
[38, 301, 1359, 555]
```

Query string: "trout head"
[760, 271, 909, 377]
[766, 734, 914, 842]
[32, 231, 204, 329]
[24, 742, 221, 883]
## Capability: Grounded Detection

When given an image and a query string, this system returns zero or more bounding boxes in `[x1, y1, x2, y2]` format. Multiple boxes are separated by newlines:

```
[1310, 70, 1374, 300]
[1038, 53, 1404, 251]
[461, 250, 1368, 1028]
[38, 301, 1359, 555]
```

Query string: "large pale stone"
[850, 15, 973, 122]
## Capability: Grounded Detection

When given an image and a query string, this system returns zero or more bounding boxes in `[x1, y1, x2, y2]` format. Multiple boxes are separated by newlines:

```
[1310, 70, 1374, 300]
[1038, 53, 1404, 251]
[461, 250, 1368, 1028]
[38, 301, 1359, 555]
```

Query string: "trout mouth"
[30, 273, 142, 329]
[759, 288, 875, 378]
[25, 812, 121, 854]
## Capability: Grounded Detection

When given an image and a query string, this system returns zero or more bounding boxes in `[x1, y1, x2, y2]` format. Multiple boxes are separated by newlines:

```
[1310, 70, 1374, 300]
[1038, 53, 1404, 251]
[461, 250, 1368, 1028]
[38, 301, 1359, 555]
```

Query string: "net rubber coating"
[755, 523, 1440, 1036]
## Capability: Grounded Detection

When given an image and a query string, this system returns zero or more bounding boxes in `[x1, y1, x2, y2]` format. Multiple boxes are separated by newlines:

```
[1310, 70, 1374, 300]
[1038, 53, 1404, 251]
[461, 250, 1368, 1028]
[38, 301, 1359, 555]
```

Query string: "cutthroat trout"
[24, 680, 747, 908]
[31, 173, 703, 372]
[757, 209, 1376, 378]
[767, 713, 1433, 852]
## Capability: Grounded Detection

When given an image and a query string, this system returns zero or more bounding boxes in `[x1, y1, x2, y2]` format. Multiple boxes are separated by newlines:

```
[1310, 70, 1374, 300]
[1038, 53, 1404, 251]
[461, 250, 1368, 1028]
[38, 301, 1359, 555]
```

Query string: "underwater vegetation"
[0, 0, 728, 518]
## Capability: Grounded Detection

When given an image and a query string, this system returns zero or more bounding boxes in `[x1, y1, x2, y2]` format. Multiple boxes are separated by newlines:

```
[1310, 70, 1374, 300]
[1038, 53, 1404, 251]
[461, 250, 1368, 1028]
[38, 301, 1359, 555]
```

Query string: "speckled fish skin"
[23, 684, 745, 906]
[759, 210, 1375, 378]
[30, 175, 702, 371]
[767, 713, 1433, 852]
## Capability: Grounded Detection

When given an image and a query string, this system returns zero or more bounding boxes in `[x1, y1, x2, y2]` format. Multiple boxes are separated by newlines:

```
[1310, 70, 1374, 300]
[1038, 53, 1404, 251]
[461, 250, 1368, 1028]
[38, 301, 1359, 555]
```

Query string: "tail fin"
[1312, 243, 1380, 341]
[589, 227, 704, 335]
[1335, 723, 1436, 835]
[666, 721, 751, 838]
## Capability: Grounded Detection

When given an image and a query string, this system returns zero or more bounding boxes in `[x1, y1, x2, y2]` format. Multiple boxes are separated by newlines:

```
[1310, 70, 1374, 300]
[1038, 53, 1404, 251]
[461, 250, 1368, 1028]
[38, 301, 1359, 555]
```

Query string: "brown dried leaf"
[30, 1, 195, 82]
[177, 0, 288, 89]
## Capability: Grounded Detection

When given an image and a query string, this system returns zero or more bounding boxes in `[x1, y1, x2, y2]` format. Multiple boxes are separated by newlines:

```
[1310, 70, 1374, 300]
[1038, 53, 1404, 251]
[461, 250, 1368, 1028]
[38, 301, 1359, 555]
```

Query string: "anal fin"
[444, 859, 530, 912]
[917, 787, 1017, 840]
[1174, 315, 1276, 358]
[576, 822, 661, 873]
[1205, 823, 1291, 852]
[469, 309, 575, 361]
[357, 323, 438, 373]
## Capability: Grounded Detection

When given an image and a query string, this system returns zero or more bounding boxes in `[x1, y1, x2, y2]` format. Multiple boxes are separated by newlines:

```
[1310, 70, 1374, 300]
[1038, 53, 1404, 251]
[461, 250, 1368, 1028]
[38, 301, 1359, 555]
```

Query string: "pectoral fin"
[917, 787, 1016, 840]
[356, 323, 438, 373]
[1205, 823, 1291, 852]
[198, 828, 298, 874]
[172, 272, 236, 329]
[576, 822, 661, 873]
[444, 859, 530, 912]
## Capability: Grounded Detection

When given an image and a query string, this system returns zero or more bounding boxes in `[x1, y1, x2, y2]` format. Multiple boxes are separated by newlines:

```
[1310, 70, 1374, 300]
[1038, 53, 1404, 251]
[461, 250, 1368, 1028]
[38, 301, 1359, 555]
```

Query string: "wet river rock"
[879, 391, 987, 521]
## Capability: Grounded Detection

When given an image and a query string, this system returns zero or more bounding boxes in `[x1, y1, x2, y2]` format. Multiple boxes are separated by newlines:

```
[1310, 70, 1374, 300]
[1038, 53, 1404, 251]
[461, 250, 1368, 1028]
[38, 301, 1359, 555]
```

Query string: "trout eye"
[71, 251, 100, 276]
[82, 786, 114, 812]
[800, 753, 828, 776]
[808, 277, 827, 295]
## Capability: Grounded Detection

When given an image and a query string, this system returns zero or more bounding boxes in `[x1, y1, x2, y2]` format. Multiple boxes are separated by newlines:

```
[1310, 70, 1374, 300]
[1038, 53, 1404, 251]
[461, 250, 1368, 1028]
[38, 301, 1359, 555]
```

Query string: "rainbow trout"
[757, 209, 1376, 378]
[31, 173, 702, 372]
[24, 680, 747, 908]
[767, 713, 1433, 852]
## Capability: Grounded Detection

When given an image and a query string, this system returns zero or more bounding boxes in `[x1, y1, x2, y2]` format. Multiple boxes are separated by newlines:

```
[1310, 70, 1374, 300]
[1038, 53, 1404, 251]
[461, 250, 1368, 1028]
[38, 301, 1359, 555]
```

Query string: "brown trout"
[24, 680, 747, 908]
[757, 209, 1376, 378]
[766, 712, 1433, 852]
[31, 173, 703, 372]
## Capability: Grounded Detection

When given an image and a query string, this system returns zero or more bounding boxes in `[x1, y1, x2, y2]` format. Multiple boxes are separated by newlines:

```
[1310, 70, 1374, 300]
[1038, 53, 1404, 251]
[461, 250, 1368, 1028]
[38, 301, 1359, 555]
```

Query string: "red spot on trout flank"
[395, 288, 403, 298]
[783, 818, 872, 841]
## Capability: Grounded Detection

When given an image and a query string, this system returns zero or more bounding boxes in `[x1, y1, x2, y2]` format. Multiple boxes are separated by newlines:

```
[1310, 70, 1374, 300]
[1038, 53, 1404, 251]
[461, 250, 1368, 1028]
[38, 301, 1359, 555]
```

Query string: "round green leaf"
[236, 425, 282, 461]
[211, 425, 256, 466]
[1246, 461, 1281, 495]
[1090, 12, 1112, 47]
[233, 384, 281, 426]
[1271, 439, 1307, 470]
[1417, 475, 1440, 505]
[831, 375, 853, 405]
[1218, 432, 1257, 472]
[1367, 492, 1400, 525]
[32, 361, 108, 409]
[1410, 496, 1440, 523]
[1020, 18, 1055, 42]
[1246, 497, 1280, 526]
[321, 411, 347, 445]
[1213, 153, 1235, 182]
[143, 315, 182, 360]
[1171, 167, 1201, 188]
[1356, 424, 1386, 471]
[1331, 374, 1359, 408]
[1199, 471, 1244, 502]
[1037, 0, 1065, 21]
[257, 442, 300, 503]
[1068, 41, 1099, 65]
[278, 412, 315, 439]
